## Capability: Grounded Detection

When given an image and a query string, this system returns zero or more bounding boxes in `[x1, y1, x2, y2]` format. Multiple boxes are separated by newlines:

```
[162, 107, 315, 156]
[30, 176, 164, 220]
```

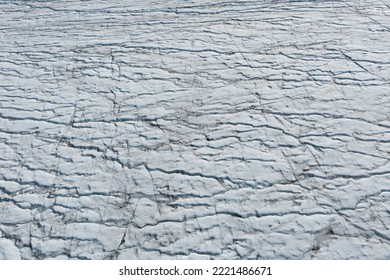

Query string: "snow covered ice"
[0, 0, 389, 259]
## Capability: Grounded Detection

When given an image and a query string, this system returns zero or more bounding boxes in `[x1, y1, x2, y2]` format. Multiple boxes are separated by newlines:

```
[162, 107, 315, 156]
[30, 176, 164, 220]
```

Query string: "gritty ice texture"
[0, 0, 389, 259]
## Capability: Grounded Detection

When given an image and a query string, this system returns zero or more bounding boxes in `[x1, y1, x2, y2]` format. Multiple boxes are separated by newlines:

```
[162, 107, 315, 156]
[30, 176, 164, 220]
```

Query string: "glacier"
[0, 0, 389, 259]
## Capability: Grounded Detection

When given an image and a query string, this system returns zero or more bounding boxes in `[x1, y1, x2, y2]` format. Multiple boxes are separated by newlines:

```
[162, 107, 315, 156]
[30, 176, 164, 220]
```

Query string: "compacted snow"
[0, 0, 389, 259]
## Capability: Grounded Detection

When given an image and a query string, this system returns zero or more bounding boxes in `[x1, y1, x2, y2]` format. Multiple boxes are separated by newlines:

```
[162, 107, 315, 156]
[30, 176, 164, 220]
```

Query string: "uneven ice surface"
[0, 0, 389, 259]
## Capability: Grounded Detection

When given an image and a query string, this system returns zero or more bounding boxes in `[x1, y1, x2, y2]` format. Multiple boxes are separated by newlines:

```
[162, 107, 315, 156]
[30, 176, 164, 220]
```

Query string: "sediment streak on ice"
[0, 0, 389, 259]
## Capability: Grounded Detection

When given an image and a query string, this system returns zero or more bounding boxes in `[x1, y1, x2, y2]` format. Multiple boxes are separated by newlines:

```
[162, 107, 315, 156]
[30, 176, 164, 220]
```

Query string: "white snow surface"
[0, 0, 389, 259]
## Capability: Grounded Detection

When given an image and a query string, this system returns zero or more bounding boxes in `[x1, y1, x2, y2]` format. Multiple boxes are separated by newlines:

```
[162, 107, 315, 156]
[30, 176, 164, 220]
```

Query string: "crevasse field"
[0, 0, 389, 259]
